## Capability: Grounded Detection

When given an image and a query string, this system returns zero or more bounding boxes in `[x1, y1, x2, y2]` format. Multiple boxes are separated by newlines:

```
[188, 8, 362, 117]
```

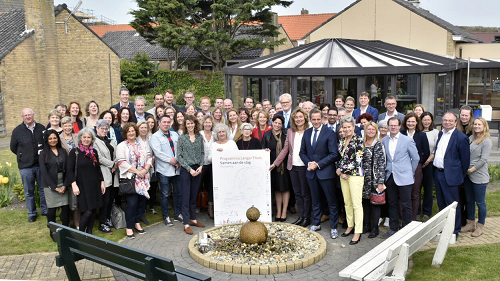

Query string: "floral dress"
[338, 134, 365, 177]
[361, 140, 386, 199]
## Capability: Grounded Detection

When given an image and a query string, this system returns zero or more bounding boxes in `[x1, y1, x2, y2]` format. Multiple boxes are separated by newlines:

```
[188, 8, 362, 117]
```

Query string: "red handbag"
[370, 192, 386, 205]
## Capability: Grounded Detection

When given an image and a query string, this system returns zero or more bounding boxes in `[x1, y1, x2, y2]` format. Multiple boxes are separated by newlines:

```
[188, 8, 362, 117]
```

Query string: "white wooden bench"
[339, 201, 458, 281]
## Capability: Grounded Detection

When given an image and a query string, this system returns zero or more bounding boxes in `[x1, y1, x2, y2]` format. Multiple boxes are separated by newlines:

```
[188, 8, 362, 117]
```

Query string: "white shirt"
[360, 106, 368, 115]
[384, 110, 399, 121]
[388, 132, 400, 160]
[433, 128, 455, 169]
[328, 123, 336, 132]
[310, 124, 323, 146]
[292, 132, 305, 166]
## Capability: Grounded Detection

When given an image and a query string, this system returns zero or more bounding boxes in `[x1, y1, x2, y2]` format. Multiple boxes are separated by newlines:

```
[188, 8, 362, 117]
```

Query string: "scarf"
[126, 140, 150, 199]
[97, 135, 114, 160]
[78, 143, 97, 166]
[272, 130, 284, 175]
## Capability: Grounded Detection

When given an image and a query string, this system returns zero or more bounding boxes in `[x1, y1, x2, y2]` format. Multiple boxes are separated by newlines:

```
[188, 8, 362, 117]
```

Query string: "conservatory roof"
[224, 38, 468, 76]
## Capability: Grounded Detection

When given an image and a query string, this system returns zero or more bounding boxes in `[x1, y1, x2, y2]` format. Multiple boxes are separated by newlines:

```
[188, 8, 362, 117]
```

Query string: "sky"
[54, 0, 500, 27]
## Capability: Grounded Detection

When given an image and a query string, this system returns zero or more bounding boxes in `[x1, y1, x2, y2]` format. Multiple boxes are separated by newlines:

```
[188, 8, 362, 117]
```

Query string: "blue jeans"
[464, 176, 487, 224]
[157, 173, 181, 219]
[19, 166, 47, 218]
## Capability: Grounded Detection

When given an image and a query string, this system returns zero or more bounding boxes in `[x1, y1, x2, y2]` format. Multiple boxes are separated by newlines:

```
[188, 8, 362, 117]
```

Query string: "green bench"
[49, 222, 211, 281]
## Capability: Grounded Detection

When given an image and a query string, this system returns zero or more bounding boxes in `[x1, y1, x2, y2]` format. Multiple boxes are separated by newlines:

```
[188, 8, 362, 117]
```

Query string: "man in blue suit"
[274, 93, 293, 129]
[433, 112, 470, 237]
[299, 108, 339, 239]
[382, 117, 419, 239]
[352, 91, 379, 123]
[378, 96, 405, 123]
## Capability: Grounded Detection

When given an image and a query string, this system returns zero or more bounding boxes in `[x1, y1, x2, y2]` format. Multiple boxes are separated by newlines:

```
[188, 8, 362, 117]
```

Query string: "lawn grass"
[431, 189, 500, 217]
[407, 243, 500, 281]
[0, 205, 165, 256]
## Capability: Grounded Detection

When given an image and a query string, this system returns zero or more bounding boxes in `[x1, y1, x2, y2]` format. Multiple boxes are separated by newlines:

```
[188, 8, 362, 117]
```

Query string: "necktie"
[312, 129, 318, 148]
[284, 112, 289, 127]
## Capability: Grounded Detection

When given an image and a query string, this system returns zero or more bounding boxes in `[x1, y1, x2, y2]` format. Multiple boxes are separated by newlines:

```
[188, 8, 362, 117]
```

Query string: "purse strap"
[74, 150, 79, 178]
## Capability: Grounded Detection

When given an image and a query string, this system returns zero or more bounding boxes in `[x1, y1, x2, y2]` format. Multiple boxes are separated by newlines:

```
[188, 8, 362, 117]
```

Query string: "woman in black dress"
[236, 123, 261, 150]
[67, 127, 106, 234]
[39, 130, 71, 239]
[262, 115, 291, 222]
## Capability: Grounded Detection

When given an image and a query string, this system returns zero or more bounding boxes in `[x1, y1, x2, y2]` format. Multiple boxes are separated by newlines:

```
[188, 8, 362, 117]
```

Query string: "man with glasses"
[327, 108, 338, 131]
[179, 92, 201, 112]
[11, 108, 47, 222]
[433, 112, 470, 238]
[274, 93, 293, 129]
[381, 117, 419, 239]
[262, 99, 272, 112]
[378, 96, 404, 123]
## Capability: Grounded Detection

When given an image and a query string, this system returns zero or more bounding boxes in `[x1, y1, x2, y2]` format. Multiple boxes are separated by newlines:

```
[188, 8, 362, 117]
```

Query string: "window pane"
[364, 75, 390, 113]
[312, 77, 325, 106]
[395, 74, 418, 114]
[268, 77, 291, 105]
[232, 76, 244, 108]
[297, 76, 311, 103]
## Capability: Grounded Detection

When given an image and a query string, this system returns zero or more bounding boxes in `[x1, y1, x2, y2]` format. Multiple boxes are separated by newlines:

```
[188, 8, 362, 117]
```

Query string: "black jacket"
[39, 148, 71, 190]
[10, 122, 45, 169]
[401, 130, 430, 164]
[261, 128, 288, 149]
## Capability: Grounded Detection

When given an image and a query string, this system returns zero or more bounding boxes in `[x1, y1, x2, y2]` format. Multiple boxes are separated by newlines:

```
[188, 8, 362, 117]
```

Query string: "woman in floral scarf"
[337, 115, 365, 245]
[116, 123, 153, 239]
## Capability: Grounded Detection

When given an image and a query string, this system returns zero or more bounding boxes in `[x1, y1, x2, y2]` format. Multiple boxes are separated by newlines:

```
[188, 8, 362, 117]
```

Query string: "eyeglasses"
[328, 114, 338, 117]
[281, 101, 290, 105]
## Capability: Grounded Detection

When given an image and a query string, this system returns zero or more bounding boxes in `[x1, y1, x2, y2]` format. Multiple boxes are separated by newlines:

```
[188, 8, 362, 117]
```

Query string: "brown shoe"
[471, 223, 484, 237]
[320, 215, 329, 223]
[184, 226, 193, 235]
[190, 220, 206, 227]
[460, 219, 475, 233]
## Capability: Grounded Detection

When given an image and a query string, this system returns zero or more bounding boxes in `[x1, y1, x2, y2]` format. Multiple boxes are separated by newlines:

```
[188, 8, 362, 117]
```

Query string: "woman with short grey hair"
[94, 119, 119, 234]
[340, 115, 356, 128]
[378, 120, 388, 140]
[66, 126, 105, 234]
[236, 123, 261, 150]
[209, 123, 238, 161]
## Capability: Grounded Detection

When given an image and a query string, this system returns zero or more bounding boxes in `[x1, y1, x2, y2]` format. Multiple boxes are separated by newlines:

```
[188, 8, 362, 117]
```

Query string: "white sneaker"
[378, 218, 383, 225]
[384, 218, 390, 227]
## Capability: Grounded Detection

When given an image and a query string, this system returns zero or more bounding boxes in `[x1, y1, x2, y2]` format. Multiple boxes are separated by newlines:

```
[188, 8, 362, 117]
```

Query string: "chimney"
[24, 0, 61, 115]
[301, 8, 309, 15]
[407, 0, 420, 8]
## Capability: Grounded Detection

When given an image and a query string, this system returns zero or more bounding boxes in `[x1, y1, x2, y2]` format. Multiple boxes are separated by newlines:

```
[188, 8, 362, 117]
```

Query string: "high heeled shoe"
[350, 234, 361, 245]
[341, 229, 354, 237]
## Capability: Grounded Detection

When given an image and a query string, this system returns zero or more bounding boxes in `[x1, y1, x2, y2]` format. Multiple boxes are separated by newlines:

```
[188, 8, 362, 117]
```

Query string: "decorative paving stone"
[188, 222, 327, 274]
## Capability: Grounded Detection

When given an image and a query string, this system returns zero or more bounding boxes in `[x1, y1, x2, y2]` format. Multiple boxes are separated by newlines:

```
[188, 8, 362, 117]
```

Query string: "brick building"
[0, 0, 121, 134]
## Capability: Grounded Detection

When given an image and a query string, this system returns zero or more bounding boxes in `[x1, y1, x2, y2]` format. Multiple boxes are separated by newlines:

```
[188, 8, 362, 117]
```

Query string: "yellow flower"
[2, 177, 8, 184]
[0, 166, 3, 169]
[0, 175, 4, 182]
[7, 163, 11, 167]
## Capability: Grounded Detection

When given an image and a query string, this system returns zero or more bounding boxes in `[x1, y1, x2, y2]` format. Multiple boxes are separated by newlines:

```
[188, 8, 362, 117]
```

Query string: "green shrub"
[489, 164, 500, 183]
[153, 70, 224, 106]
[0, 185, 14, 208]
[12, 184, 24, 201]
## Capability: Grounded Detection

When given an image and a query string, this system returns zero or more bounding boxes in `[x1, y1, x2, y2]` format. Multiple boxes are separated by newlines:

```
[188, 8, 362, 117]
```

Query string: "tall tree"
[120, 51, 155, 95]
[130, 0, 292, 71]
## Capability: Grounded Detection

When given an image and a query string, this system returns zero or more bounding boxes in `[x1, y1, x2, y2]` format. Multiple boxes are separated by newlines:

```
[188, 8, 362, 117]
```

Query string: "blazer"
[401, 130, 430, 164]
[435, 129, 470, 186]
[299, 125, 338, 180]
[382, 133, 419, 186]
[149, 130, 180, 177]
[93, 137, 118, 187]
[468, 137, 492, 184]
[39, 148, 71, 190]
[378, 112, 405, 123]
[112, 102, 136, 115]
[352, 106, 379, 123]
[273, 129, 300, 170]
[274, 110, 292, 129]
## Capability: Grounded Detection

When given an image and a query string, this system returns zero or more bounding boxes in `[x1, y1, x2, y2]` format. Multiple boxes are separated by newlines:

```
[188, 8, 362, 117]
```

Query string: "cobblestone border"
[188, 222, 327, 275]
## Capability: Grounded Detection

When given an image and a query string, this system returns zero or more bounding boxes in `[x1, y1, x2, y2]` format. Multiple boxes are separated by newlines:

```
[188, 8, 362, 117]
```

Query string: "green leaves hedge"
[152, 70, 224, 106]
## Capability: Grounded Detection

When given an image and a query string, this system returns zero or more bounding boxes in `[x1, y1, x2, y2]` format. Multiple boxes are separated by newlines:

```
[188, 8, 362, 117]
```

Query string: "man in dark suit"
[134, 96, 154, 122]
[112, 88, 135, 115]
[352, 91, 379, 122]
[179, 92, 201, 112]
[299, 108, 339, 239]
[433, 112, 470, 237]
[378, 96, 404, 123]
[274, 93, 293, 129]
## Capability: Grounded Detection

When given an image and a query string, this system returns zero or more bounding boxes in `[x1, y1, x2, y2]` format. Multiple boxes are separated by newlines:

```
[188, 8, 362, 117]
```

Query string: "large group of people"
[10, 88, 492, 244]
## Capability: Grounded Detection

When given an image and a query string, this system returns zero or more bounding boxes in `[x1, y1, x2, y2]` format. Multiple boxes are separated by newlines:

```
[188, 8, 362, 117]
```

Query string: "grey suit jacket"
[382, 133, 419, 186]
[93, 138, 118, 187]
[468, 137, 492, 184]
[378, 112, 405, 123]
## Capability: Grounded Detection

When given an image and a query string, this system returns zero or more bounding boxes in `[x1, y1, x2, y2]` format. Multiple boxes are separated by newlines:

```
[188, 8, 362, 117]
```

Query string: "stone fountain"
[188, 207, 326, 275]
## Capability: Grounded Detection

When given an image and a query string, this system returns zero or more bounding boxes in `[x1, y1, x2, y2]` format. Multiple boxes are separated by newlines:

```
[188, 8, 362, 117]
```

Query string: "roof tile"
[278, 13, 335, 41]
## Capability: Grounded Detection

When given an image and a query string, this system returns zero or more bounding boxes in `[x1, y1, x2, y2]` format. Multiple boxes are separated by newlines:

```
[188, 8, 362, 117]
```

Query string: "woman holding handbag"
[116, 123, 152, 239]
[362, 122, 386, 238]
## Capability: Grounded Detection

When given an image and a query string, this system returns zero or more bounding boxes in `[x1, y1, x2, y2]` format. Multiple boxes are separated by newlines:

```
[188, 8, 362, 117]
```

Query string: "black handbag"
[119, 176, 136, 195]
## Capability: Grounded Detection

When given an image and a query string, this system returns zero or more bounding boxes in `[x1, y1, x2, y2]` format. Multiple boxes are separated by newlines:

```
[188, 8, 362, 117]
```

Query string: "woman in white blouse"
[201, 115, 215, 218]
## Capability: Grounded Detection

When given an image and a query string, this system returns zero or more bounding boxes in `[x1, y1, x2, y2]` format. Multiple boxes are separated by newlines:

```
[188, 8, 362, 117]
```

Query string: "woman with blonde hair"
[413, 104, 425, 118]
[225, 108, 242, 141]
[211, 107, 224, 125]
[462, 117, 491, 237]
[362, 122, 386, 238]
[47, 109, 63, 133]
[344, 96, 355, 117]
[251, 110, 272, 144]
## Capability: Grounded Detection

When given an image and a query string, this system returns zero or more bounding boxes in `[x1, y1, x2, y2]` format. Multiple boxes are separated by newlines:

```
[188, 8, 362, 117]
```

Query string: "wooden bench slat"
[339, 221, 421, 279]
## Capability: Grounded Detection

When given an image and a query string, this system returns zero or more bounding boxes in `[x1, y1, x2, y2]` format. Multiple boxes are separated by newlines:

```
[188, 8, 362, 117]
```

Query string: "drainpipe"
[466, 57, 470, 105]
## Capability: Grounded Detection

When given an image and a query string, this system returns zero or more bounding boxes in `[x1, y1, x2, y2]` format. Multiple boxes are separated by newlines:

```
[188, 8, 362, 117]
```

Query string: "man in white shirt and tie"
[275, 93, 293, 129]
[327, 107, 338, 131]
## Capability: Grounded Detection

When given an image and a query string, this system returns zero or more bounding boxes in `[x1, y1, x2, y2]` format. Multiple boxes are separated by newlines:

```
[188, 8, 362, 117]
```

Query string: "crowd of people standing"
[10, 88, 491, 243]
